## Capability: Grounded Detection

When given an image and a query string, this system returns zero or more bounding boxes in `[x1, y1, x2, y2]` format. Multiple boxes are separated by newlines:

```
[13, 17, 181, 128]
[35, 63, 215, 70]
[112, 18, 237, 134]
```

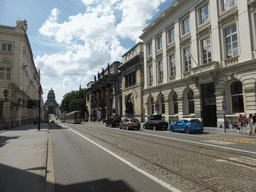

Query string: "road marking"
[61, 124, 182, 192]
[204, 140, 235, 145]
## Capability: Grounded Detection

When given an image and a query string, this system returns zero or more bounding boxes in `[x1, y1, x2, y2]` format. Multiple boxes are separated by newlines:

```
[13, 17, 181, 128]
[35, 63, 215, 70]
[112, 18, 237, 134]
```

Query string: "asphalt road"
[49, 123, 175, 192]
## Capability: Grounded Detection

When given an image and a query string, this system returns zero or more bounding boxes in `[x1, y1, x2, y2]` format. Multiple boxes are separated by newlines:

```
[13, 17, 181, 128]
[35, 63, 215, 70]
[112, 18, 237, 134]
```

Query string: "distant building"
[0, 20, 42, 129]
[118, 42, 144, 122]
[86, 61, 122, 121]
[45, 88, 58, 114]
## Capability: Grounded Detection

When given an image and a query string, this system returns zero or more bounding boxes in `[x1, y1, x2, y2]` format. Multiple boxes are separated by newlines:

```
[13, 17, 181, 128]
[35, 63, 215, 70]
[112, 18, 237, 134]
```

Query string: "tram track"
[60, 123, 256, 191]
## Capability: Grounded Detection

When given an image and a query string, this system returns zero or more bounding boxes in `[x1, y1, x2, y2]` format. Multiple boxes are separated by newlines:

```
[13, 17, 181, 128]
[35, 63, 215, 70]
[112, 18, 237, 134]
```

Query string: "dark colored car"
[143, 115, 168, 130]
[169, 118, 204, 134]
[120, 118, 140, 130]
[106, 116, 121, 127]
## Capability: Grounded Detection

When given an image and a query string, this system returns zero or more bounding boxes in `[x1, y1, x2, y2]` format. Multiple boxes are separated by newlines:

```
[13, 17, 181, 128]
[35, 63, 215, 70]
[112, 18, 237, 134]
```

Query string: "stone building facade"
[118, 42, 145, 122]
[140, 0, 256, 128]
[0, 20, 42, 129]
[86, 61, 122, 121]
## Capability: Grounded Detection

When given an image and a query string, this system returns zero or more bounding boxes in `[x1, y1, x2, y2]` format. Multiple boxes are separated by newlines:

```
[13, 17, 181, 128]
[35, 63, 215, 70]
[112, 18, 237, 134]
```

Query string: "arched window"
[161, 95, 165, 114]
[230, 81, 244, 113]
[151, 97, 154, 114]
[187, 90, 194, 114]
[173, 92, 178, 114]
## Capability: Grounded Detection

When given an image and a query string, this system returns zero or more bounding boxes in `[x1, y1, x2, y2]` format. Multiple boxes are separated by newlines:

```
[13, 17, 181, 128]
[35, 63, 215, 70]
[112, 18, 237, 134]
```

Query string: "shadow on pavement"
[49, 123, 67, 130]
[0, 163, 135, 192]
[55, 179, 135, 192]
[0, 163, 46, 192]
[0, 136, 19, 148]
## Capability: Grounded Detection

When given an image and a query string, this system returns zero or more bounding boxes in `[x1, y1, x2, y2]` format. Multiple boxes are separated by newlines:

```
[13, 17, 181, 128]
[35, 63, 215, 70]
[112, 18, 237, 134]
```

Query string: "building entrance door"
[201, 83, 217, 127]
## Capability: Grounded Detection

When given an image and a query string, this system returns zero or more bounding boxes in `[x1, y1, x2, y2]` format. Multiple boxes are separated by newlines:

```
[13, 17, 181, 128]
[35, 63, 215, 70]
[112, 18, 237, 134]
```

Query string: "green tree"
[60, 88, 87, 118]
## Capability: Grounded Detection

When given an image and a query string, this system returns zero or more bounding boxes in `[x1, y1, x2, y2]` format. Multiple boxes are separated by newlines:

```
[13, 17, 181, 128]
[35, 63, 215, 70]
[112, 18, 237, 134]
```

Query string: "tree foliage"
[60, 88, 87, 118]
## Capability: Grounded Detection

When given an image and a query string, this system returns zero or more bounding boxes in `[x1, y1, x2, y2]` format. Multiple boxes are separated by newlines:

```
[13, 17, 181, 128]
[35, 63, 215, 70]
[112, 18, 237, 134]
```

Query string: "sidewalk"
[0, 123, 49, 192]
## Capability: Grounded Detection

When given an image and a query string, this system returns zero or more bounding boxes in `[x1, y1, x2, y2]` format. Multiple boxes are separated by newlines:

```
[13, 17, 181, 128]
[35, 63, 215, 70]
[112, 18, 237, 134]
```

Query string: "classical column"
[107, 86, 111, 117]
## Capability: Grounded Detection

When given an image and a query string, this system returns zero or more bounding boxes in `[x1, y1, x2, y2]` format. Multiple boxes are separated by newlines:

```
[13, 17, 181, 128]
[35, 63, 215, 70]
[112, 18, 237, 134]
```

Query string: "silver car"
[120, 118, 140, 130]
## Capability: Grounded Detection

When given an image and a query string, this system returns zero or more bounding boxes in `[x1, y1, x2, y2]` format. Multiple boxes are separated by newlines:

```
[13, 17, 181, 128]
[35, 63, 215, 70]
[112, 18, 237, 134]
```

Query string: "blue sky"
[1, 0, 175, 104]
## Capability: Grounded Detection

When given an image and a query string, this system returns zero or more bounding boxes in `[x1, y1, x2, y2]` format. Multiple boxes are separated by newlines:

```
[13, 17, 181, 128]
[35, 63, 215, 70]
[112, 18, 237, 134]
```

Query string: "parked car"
[143, 115, 168, 130]
[120, 118, 140, 130]
[106, 116, 121, 127]
[169, 118, 204, 134]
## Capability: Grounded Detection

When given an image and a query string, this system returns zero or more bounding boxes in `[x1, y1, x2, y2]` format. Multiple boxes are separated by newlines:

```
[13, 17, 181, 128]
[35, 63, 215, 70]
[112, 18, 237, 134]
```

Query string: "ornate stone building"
[86, 61, 122, 121]
[140, 0, 256, 128]
[0, 20, 42, 129]
[118, 42, 145, 122]
[45, 88, 58, 114]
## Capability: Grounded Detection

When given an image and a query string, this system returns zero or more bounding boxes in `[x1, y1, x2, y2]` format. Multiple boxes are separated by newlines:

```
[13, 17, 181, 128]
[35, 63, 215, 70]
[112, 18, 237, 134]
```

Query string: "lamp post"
[38, 86, 42, 130]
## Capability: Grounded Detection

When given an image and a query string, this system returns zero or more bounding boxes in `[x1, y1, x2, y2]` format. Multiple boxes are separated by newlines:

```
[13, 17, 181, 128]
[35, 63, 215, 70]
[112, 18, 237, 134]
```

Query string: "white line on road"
[61, 124, 182, 192]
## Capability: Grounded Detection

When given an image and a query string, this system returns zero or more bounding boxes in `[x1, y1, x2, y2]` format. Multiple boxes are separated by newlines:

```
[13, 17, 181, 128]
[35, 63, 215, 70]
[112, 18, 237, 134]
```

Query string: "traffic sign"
[155, 108, 160, 111]
[155, 103, 159, 108]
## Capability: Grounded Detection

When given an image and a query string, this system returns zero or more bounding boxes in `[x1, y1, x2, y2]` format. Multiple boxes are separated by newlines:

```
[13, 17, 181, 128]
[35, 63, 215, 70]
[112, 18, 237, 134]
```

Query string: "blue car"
[169, 118, 204, 134]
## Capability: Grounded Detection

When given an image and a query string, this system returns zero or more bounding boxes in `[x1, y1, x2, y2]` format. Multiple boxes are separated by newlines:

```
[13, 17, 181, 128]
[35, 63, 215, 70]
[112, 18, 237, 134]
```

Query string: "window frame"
[223, 0, 235, 11]
[158, 60, 163, 81]
[183, 17, 190, 35]
[148, 42, 152, 56]
[187, 90, 195, 114]
[169, 54, 176, 77]
[224, 23, 239, 59]
[0, 67, 11, 80]
[157, 35, 163, 50]
[230, 81, 244, 113]
[183, 46, 191, 72]
[168, 27, 175, 44]
[201, 37, 212, 64]
[198, 1, 210, 25]
[148, 64, 153, 84]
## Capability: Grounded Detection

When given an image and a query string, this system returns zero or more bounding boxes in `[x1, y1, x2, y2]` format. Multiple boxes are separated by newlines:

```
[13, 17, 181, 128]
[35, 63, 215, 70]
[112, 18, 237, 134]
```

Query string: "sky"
[1, 0, 175, 104]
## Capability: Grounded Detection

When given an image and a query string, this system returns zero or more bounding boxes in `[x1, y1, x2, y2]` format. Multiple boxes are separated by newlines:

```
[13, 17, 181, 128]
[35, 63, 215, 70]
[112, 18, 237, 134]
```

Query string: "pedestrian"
[247, 114, 253, 136]
[253, 113, 256, 133]
[237, 114, 244, 133]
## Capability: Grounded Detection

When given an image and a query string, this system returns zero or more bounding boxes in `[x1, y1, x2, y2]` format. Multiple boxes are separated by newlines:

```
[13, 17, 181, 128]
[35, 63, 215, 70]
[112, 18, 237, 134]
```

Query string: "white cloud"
[36, 0, 168, 103]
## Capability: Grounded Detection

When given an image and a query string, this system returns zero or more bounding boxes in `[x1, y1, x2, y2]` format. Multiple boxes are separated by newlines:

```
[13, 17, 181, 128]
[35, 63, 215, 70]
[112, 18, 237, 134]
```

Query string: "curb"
[45, 127, 55, 192]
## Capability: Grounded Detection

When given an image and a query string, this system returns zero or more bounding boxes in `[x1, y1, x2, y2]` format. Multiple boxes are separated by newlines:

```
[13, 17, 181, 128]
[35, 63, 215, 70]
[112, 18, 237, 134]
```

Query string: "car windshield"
[130, 119, 139, 122]
[189, 119, 201, 123]
[184, 120, 189, 123]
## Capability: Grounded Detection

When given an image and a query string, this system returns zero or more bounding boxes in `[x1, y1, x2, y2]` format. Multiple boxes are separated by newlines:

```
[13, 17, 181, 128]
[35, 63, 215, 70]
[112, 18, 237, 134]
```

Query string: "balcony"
[191, 61, 220, 75]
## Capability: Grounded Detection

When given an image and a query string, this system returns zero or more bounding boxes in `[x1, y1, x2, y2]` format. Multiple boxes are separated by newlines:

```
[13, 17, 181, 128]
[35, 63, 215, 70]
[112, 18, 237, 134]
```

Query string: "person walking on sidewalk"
[253, 113, 256, 133]
[247, 114, 253, 136]
[237, 114, 244, 133]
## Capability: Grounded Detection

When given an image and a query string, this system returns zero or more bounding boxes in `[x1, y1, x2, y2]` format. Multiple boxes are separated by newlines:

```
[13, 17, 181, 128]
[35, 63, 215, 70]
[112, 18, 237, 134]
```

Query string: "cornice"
[140, 0, 189, 40]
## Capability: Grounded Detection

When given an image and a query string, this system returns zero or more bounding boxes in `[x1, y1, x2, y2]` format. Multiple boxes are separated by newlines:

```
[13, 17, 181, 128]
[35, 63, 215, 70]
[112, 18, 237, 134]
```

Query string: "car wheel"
[153, 126, 156, 131]
[185, 127, 190, 134]
[106, 123, 108, 127]
[199, 130, 203, 133]
[170, 126, 174, 132]
[137, 127, 140, 130]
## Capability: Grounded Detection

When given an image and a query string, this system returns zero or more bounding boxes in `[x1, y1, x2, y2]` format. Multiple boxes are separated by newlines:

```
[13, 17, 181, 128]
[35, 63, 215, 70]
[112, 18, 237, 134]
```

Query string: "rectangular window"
[202, 37, 211, 64]
[133, 72, 136, 85]
[125, 76, 128, 88]
[200, 4, 209, 24]
[148, 43, 152, 55]
[0, 68, 11, 80]
[149, 65, 153, 84]
[169, 54, 176, 76]
[225, 24, 238, 58]
[158, 36, 162, 50]
[184, 47, 191, 71]
[169, 28, 175, 43]
[223, 0, 235, 11]
[2, 44, 6, 51]
[7, 44, 12, 52]
[159, 60, 163, 81]
[183, 18, 190, 35]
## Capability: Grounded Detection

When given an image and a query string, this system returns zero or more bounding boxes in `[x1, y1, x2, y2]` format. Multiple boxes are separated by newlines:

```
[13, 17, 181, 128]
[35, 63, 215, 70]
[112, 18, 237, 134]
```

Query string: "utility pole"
[38, 86, 42, 130]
